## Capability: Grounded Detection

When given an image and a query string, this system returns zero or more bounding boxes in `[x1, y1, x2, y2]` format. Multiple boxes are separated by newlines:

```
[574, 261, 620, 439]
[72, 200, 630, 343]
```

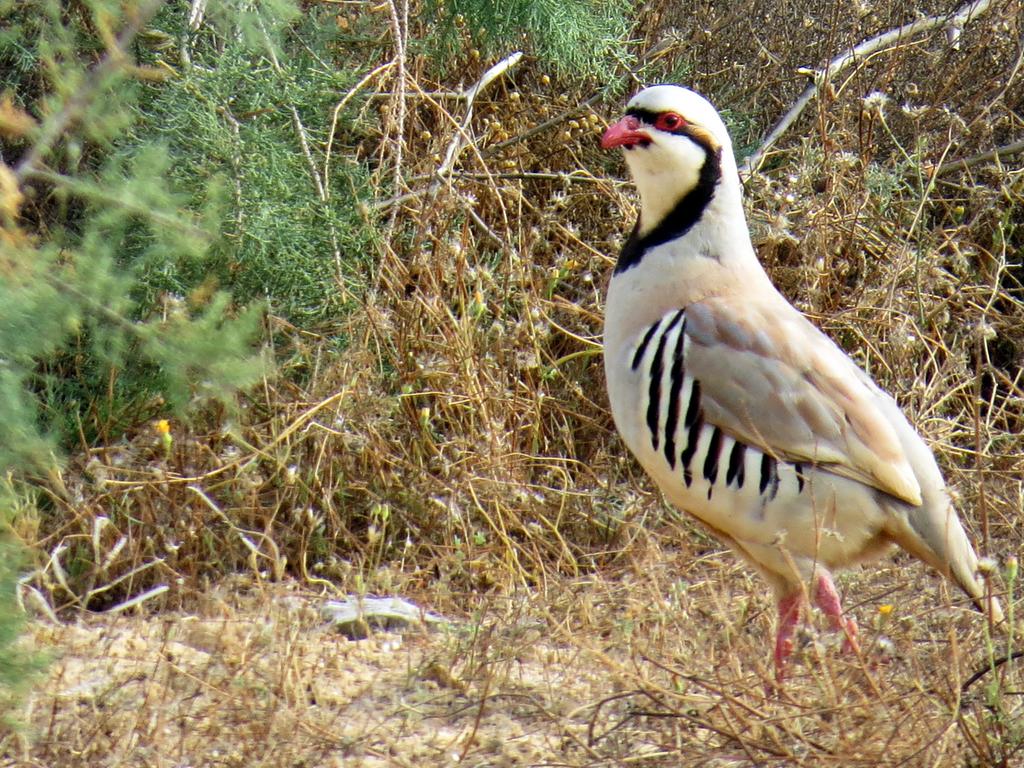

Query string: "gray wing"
[681, 297, 923, 506]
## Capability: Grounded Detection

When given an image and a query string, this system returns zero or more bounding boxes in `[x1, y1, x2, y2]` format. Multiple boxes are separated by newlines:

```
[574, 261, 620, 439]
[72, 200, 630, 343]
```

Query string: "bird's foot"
[773, 592, 802, 681]
[773, 573, 862, 683]
[813, 571, 860, 656]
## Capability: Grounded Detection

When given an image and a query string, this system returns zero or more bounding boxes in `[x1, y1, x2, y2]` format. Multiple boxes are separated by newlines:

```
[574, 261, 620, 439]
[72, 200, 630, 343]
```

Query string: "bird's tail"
[889, 501, 1004, 626]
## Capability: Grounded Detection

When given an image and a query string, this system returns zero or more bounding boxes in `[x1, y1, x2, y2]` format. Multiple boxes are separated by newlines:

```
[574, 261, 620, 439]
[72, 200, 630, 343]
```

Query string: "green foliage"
[0, 481, 46, 719]
[423, 0, 634, 80]
[0, 0, 382, 455]
[123, 1, 377, 322]
[0, 537, 42, 717]
[0, 0, 277, 448]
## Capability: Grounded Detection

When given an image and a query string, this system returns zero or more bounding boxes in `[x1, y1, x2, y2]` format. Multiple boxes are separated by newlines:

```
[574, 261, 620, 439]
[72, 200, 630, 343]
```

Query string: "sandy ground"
[4, 556, 1020, 767]
[5, 581, 625, 767]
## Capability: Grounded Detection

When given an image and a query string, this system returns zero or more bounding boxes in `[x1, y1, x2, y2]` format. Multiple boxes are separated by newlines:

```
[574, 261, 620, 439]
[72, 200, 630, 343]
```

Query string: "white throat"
[605, 140, 774, 351]
[624, 137, 707, 236]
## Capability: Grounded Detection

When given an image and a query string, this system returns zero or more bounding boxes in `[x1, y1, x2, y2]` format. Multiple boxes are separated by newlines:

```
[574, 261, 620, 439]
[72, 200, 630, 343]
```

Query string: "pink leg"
[814, 572, 860, 654]
[774, 592, 802, 680]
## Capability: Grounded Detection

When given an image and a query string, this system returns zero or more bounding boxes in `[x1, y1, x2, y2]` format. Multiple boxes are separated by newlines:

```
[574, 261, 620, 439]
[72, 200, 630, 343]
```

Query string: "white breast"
[605, 306, 890, 571]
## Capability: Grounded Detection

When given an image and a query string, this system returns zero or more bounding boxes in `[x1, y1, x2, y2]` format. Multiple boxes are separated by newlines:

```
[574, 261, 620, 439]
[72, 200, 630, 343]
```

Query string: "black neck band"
[614, 142, 722, 274]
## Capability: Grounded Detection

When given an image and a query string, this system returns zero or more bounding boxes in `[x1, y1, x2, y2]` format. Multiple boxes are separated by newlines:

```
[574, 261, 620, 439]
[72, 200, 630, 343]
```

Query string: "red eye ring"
[655, 112, 685, 131]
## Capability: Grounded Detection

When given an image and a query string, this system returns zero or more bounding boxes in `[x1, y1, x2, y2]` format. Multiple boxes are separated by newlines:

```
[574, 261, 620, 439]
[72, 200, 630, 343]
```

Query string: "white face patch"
[615, 86, 735, 235]
[626, 86, 730, 146]
[624, 125, 710, 235]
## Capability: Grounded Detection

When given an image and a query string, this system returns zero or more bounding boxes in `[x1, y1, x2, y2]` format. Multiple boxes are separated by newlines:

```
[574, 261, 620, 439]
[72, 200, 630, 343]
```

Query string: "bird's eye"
[655, 112, 685, 131]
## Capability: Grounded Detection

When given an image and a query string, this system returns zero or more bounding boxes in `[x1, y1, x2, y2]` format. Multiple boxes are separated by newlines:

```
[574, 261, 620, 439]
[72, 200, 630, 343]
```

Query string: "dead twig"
[324, 61, 395, 198]
[370, 52, 523, 214]
[432, 51, 524, 188]
[481, 91, 602, 158]
[104, 584, 170, 614]
[741, 0, 994, 178]
[932, 138, 1024, 176]
[189, 485, 287, 581]
[382, 0, 410, 241]
[961, 651, 1024, 694]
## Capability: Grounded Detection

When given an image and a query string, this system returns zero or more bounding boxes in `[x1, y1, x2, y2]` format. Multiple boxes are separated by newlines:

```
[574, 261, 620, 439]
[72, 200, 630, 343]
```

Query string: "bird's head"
[602, 85, 734, 235]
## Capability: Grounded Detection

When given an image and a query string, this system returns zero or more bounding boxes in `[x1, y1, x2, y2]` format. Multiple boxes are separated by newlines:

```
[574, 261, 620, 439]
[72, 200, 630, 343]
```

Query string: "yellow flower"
[878, 604, 894, 617]
[155, 419, 173, 460]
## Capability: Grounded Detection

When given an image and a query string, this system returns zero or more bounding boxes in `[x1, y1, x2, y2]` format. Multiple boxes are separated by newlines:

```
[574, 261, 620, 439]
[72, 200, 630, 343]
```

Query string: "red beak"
[601, 115, 651, 149]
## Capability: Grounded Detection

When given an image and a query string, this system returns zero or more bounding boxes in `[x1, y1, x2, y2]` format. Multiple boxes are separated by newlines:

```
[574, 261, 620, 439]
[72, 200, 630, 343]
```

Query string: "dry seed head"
[969, 319, 997, 343]
[864, 91, 888, 116]
[977, 557, 998, 575]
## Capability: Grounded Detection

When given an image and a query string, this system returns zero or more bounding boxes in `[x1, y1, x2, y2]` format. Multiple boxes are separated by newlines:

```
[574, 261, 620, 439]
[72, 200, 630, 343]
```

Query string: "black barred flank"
[680, 413, 702, 487]
[646, 311, 685, 451]
[759, 453, 776, 496]
[632, 321, 660, 370]
[726, 441, 746, 488]
[684, 380, 701, 428]
[703, 427, 723, 485]
[662, 315, 687, 467]
[645, 330, 667, 450]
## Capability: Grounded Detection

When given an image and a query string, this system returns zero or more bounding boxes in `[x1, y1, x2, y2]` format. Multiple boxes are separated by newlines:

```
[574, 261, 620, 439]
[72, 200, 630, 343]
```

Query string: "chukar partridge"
[600, 85, 1000, 677]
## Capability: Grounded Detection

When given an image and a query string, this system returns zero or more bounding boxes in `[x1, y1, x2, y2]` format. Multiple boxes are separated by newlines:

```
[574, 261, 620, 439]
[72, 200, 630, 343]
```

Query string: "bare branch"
[324, 61, 395, 198]
[103, 584, 170, 614]
[434, 51, 524, 181]
[741, 0, 994, 179]
[933, 137, 1024, 176]
[383, 0, 410, 239]
[482, 91, 602, 159]
[368, 53, 524, 215]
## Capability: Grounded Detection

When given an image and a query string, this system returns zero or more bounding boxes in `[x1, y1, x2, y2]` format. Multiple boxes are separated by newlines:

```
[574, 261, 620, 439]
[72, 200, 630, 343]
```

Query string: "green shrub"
[422, 0, 634, 80]
[0, 0, 383, 454]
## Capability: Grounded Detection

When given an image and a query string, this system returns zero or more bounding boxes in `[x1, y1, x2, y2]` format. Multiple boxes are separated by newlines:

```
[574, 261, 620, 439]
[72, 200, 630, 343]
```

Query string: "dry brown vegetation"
[8, 0, 1024, 765]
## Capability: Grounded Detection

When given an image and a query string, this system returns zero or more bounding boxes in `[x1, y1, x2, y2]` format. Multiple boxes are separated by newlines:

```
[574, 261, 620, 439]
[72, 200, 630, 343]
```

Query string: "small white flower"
[862, 90, 889, 116]
[975, 320, 997, 341]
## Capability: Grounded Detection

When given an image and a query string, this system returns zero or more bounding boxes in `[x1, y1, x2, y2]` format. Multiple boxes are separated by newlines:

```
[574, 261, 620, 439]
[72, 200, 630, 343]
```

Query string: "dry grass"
[8, 554, 1024, 765]
[9, 0, 1024, 764]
